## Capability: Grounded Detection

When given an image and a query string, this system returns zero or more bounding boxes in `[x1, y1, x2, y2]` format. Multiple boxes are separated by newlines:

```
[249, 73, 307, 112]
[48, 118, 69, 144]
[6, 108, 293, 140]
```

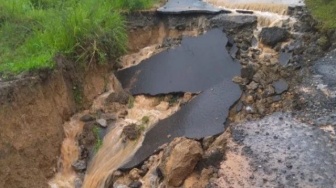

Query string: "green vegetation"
[306, 0, 336, 29]
[93, 126, 103, 152]
[0, 0, 156, 75]
[128, 95, 135, 109]
[73, 85, 83, 106]
[139, 116, 150, 132]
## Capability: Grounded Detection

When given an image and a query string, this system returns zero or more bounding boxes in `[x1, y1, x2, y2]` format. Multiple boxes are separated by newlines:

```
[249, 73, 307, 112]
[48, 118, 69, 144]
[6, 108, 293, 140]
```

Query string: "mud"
[0, 62, 113, 188]
[116, 28, 240, 95]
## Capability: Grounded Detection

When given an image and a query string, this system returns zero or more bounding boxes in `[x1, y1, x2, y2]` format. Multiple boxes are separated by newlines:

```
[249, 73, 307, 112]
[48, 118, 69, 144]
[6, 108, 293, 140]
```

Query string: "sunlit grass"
[306, 0, 336, 29]
[0, 0, 157, 75]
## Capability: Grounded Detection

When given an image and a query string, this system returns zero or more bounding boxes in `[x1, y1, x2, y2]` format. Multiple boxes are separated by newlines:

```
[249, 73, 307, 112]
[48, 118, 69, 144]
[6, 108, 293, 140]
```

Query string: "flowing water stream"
[49, 1, 303, 187]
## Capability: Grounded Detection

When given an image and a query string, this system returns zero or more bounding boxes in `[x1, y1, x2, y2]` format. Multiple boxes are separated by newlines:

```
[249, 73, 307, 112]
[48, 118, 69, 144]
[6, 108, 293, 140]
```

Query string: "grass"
[306, 0, 336, 29]
[0, 0, 157, 75]
[93, 126, 103, 153]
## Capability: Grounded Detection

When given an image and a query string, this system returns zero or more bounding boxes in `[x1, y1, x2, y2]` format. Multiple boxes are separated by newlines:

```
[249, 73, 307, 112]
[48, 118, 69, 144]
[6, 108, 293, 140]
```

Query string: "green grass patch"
[0, 0, 157, 75]
[306, 0, 336, 29]
[93, 126, 103, 152]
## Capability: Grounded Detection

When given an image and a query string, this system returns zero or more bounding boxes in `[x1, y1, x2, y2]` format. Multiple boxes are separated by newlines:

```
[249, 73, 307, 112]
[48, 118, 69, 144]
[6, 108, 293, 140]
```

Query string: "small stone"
[279, 52, 292, 66]
[118, 110, 128, 118]
[264, 85, 275, 96]
[273, 79, 289, 94]
[236, 102, 243, 112]
[241, 64, 255, 81]
[247, 81, 259, 90]
[272, 95, 282, 102]
[96, 119, 107, 128]
[246, 95, 254, 104]
[129, 169, 141, 180]
[232, 76, 247, 85]
[113, 183, 128, 188]
[80, 114, 95, 122]
[113, 170, 123, 177]
[74, 177, 83, 188]
[72, 160, 87, 172]
[246, 106, 254, 113]
[253, 72, 264, 83]
[129, 181, 142, 188]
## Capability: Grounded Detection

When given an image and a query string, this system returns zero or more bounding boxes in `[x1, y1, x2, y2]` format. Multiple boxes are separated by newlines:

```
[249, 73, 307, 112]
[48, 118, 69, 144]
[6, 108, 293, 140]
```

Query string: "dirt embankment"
[0, 59, 113, 187]
[0, 11, 211, 188]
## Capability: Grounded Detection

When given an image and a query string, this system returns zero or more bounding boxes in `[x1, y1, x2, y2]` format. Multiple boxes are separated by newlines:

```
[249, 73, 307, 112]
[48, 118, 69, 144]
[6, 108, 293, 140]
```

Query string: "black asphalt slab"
[116, 29, 240, 95]
[122, 80, 241, 169]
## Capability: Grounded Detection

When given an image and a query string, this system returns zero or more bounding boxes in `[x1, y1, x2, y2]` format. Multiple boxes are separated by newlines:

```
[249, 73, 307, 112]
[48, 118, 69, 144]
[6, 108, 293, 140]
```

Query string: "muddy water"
[83, 95, 181, 188]
[205, 0, 303, 14]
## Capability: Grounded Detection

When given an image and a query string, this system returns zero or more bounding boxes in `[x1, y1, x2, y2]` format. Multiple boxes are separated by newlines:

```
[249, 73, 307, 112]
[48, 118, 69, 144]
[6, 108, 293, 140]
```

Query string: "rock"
[272, 79, 289, 94]
[247, 81, 259, 90]
[74, 177, 83, 188]
[245, 95, 254, 104]
[99, 113, 117, 121]
[210, 14, 257, 30]
[252, 71, 265, 84]
[80, 114, 95, 122]
[236, 102, 243, 112]
[105, 90, 130, 105]
[129, 168, 141, 180]
[72, 160, 87, 172]
[272, 95, 282, 102]
[123, 124, 140, 140]
[232, 76, 247, 85]
[129, 181, 142, 188]
[241, 65, 255, 81]
[264, 85, 275, 97]
[118, 110, 128, 119]
[260, 27, 289, 47]
[113, 183, 128, 188]
[96, 118, 107, 128]
[113, 170, 123, 177]
[160, 138, 203, 187]
[279, 52, 292, 66]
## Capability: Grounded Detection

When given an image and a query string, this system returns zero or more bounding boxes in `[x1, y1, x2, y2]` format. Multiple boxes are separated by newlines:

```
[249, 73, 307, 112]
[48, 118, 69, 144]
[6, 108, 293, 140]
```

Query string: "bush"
[0, 0, 156, 75]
